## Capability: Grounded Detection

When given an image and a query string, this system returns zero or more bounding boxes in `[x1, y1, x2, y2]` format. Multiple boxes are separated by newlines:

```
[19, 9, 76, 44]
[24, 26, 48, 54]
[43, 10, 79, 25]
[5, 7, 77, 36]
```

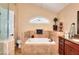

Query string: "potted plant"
[53, 17, 58, 31]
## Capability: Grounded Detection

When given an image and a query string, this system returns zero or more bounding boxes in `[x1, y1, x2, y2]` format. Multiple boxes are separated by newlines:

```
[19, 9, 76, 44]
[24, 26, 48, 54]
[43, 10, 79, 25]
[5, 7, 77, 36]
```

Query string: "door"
[9, 10, 14, 37]
[0, 7, 9, 39]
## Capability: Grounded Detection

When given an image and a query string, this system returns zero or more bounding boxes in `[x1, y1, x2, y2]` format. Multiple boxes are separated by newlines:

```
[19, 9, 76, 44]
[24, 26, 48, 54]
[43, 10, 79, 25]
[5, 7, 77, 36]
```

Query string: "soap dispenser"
[64, 32, 69, 39]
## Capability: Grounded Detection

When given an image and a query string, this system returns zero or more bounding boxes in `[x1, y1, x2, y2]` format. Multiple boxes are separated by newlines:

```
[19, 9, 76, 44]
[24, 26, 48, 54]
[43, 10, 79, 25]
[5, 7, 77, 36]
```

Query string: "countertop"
[61, 36, 79, 45]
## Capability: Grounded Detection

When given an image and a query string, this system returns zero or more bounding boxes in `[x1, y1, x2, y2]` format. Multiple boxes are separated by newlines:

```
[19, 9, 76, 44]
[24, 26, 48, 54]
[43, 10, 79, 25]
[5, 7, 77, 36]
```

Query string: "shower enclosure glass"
[0, 4, 9, 39]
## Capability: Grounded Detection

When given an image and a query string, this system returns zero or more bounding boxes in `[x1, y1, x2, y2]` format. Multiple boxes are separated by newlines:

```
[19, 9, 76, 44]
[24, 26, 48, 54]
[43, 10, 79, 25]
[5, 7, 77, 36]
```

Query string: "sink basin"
[72, 39, 79, 42]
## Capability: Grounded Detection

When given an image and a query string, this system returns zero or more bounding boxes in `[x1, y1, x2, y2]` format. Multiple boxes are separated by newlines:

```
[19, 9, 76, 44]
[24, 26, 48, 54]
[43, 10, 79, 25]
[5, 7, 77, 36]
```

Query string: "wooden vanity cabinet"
[59, 37, 79, 55]
[59, 37, 65, 55]
[65, 40, 79, 55]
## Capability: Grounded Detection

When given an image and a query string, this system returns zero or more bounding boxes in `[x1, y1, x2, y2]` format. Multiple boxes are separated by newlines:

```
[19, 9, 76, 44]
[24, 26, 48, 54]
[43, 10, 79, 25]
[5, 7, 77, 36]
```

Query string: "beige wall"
[16, 4, 56, 40]
[58, 4, 79, 34]
[9, 3, 79, 40]
[11, 3, 79, 40]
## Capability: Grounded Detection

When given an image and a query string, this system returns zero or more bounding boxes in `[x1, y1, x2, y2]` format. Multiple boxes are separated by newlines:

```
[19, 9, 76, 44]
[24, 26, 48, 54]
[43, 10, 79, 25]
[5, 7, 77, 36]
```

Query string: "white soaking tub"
[22, 38, 56, 55]
[25, 38, 56, 44]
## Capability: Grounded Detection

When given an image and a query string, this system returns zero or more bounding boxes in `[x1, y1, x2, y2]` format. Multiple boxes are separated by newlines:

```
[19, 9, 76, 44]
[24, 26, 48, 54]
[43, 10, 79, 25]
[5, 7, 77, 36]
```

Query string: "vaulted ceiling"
[34, 3, 69, 14]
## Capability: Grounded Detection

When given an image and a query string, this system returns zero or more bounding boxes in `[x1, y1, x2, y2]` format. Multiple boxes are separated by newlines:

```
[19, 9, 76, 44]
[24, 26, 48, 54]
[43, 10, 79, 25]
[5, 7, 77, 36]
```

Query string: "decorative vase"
[53, 17, 58, 31]
[53, 25, 58, 31]
[59, 22, 63, 32]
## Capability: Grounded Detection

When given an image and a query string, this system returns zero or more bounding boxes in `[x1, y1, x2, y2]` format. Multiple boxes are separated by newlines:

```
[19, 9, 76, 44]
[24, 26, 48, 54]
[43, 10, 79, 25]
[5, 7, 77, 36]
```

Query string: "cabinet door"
[65, 44, 73, 55]
[59, 48, 64, 55]
[59, 37, 65, 55]
[65, 44, 79, 55]
[65, 40, 79, 55]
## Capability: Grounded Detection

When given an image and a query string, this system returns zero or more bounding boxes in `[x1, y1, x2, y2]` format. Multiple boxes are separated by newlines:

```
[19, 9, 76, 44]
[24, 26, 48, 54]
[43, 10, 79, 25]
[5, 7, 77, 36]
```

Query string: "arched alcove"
[29, 16, 49, 24]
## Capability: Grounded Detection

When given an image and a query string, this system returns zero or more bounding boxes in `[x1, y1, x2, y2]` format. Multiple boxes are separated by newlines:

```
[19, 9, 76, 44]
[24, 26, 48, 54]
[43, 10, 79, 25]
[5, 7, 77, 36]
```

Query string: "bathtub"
[22, 38, 56, 55]
[25, 38, 56, 44]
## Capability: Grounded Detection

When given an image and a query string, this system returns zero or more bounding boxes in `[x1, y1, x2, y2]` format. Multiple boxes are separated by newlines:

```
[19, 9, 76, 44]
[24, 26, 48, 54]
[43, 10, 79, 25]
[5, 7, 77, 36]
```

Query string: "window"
[29, 16, 49, 24]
